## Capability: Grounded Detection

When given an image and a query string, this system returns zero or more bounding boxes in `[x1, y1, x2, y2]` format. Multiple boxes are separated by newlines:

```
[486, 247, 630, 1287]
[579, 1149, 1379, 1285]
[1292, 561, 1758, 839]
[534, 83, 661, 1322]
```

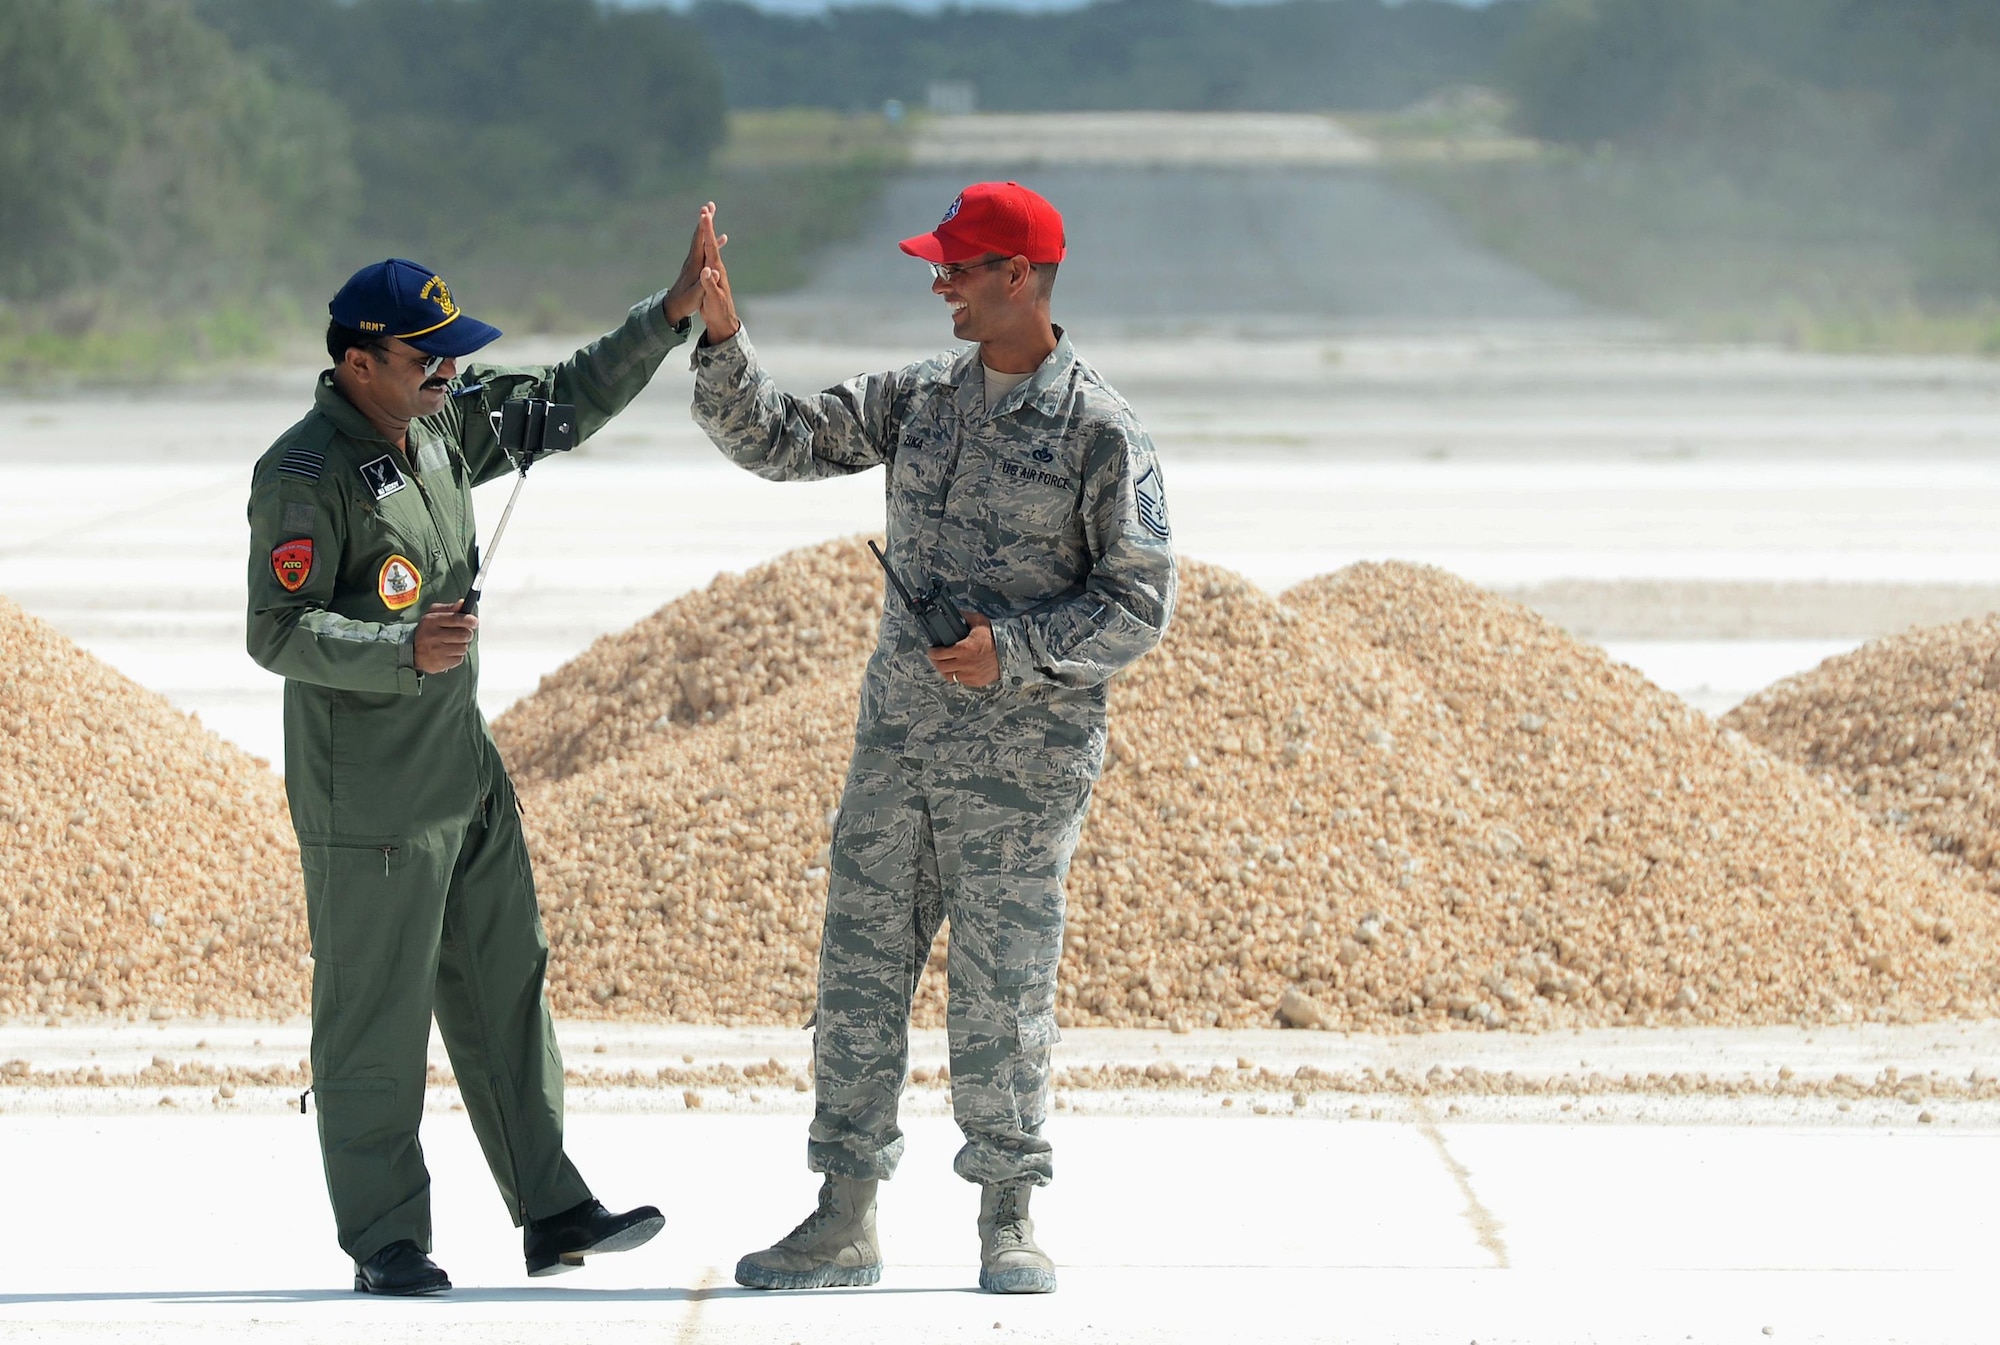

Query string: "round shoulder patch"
[378, 554, 423, 611]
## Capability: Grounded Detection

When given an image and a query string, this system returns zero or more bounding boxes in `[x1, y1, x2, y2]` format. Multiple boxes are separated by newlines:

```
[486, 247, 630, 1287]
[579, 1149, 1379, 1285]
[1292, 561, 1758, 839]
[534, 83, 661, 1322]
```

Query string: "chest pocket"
[991, 447, 1081, 537]
[370, 486, 442, 561]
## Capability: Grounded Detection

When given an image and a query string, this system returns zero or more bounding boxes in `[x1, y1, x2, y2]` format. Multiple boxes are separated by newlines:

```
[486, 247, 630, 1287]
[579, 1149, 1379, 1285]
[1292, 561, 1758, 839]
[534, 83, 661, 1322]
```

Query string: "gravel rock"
[0, 597, 307, 1019]
[492, 543, 883, 788]
[1723, 615, 2000, 894]
[10, 543, 1995, 1033]
[508, 544, 2000, 1030]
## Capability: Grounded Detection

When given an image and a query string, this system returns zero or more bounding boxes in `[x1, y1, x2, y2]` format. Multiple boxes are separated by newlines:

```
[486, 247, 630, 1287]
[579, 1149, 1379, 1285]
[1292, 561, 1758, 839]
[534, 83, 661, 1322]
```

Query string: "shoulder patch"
[1134, 465, 1171, 540]
[278, 448, 325, 481]
[359, 454, 407, 501]
[271, 539, 314, 592]
[281, 500, 317, 533]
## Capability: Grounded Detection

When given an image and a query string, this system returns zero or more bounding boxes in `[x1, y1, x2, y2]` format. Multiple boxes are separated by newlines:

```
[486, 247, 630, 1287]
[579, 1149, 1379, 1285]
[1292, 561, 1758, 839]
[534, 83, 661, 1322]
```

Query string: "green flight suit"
[245, 292, 688, 1262]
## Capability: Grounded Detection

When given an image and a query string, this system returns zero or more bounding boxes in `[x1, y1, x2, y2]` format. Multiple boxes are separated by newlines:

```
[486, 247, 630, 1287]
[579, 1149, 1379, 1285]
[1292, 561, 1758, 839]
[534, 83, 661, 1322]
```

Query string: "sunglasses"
[929, 256, 1011, 282]
[372, 345, 449, 379]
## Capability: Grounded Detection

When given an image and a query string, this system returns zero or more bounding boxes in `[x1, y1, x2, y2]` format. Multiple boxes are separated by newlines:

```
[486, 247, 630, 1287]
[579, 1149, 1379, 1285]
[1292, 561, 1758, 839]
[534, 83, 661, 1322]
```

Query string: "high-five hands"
[666, 202, 729, 328]
[694, 203, 741, 345]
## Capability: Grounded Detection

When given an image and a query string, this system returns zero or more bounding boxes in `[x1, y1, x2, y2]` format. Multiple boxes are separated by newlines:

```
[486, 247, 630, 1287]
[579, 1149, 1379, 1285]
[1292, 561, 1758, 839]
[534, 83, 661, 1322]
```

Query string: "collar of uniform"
[313, 370, 398, 446]
[943, 325, 1075, 421]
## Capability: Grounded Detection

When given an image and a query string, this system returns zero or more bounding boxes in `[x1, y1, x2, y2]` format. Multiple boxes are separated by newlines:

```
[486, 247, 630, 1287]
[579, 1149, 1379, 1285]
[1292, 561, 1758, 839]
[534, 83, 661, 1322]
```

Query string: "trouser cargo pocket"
[296, 832, 410, 1007]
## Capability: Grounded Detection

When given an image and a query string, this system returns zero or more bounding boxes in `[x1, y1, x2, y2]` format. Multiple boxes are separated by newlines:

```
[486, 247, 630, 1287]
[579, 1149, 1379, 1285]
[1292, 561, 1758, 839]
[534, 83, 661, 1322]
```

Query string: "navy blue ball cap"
[329, 258, 502, 359]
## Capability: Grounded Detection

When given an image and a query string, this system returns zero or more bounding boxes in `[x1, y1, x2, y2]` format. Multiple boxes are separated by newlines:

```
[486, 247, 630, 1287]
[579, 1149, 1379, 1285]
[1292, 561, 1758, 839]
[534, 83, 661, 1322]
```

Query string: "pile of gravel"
[0, 597, 307, 1020]
[493, 542, 882, 787]
[511, 543, 2000, 1030]
[10, 542, 1995, 1033]
[1723, 615, 2000, 893]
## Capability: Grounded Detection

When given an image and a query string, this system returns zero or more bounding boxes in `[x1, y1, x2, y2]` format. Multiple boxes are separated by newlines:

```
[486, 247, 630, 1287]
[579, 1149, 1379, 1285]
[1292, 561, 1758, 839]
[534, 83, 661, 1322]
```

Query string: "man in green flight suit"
[245, 220, 711, 1295]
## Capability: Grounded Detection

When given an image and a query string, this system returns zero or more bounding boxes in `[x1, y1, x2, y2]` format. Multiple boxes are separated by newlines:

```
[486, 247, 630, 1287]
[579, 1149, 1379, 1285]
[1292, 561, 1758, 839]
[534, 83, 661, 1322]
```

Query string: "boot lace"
[780, 1181, 836, 1246]
[988, 1187, 1029, 1250]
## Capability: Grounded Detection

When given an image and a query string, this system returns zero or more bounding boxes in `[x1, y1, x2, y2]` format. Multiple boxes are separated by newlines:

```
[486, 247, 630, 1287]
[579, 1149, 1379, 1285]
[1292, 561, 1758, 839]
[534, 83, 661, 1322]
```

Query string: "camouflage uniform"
[691, 327, 1176, 1186]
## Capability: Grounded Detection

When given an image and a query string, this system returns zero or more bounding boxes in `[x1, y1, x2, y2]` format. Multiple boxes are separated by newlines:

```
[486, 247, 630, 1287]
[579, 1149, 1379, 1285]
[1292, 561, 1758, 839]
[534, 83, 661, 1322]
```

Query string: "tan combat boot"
[977, 1181, 1057, 1294]
[734, 1174, 883, 1289]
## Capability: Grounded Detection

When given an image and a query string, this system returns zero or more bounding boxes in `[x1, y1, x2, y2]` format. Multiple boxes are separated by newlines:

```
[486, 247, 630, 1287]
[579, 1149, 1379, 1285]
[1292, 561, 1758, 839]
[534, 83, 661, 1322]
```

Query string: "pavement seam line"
[1413, 1101, 1510, 1269]
[675, 1264, 718, 1344]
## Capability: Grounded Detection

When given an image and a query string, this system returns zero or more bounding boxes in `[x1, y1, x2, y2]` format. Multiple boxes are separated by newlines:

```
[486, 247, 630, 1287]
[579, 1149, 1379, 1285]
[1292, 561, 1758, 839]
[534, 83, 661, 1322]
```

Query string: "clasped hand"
[927, 612, 999, 687]
[414, 601, 477, 674]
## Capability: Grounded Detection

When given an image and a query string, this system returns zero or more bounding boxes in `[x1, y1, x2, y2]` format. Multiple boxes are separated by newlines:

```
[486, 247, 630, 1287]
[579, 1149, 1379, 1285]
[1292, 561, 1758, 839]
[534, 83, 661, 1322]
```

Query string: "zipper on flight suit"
[398, 435, 492, 813]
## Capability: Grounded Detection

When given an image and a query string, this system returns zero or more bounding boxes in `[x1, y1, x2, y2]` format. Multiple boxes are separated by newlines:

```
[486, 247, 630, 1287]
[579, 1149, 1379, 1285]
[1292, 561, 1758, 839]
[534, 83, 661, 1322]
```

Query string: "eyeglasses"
[372, 345, 448, 379]
[929, 256, 1011, 283]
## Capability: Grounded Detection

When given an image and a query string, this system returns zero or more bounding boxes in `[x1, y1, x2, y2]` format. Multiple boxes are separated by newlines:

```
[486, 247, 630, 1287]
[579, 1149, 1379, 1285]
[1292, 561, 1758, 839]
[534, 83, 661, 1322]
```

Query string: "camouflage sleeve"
[688, 328, 897, 481]
[450, 289, 687, 485]
[245, 455, 423, 695]
[990, 416, 1178, 690]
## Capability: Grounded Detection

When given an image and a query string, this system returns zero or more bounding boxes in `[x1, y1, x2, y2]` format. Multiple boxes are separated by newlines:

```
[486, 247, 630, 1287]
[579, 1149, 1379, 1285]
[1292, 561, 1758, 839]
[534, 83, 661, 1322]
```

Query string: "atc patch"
[1134, 466, 1171, 540]
[378, 554, 422, 611]
[358, 454, 407, 501]
[271, 539, 314, 593]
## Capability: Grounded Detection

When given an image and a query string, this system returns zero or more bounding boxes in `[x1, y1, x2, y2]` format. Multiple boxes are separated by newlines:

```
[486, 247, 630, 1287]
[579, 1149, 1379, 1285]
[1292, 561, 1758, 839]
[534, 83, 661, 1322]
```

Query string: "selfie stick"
[464, 401, 576, 617]
[462, 479, 525, 618]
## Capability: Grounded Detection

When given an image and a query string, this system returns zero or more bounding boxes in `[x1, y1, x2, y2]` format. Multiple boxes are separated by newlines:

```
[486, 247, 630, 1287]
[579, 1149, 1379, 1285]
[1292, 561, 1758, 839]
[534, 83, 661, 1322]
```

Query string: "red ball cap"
[898, 181, 1067, 265]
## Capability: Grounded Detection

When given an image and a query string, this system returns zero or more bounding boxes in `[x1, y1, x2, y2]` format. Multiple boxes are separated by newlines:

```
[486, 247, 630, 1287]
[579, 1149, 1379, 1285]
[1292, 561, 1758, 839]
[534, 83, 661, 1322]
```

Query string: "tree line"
[2, 0, 724, 320]
[690, 0, 1528, 114]
[1500, 0, 2000, 303]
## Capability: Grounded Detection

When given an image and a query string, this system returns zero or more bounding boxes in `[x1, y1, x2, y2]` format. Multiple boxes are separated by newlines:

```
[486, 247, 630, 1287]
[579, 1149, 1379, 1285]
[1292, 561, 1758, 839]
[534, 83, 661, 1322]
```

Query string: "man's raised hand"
[666, 202, 728, 328]
[696, 203, 742, 345]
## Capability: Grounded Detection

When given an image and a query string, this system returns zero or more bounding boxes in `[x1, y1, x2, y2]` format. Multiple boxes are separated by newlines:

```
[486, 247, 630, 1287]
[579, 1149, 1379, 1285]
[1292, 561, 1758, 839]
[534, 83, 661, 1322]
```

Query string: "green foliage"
[198, 0, 727, 265]
[0, 298, 298, 385]
[690, 0, 1530, 114]
[1498, 0, 2000, 304]
[0, 2, 141, 300]
[103, 0, 355, 305]
[432, 110, 907, 327]
[0, 0, 348, 306]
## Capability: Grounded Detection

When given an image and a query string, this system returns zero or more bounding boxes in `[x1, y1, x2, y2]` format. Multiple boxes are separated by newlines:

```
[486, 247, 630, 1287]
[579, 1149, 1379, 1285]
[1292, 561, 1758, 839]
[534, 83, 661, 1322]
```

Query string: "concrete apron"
[0, 1022, 1995, 1343]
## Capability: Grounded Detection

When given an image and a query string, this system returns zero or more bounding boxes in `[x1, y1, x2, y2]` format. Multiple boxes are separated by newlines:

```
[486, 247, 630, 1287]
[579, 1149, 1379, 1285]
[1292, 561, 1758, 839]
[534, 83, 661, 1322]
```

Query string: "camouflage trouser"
[808, 747, 1094, 1188]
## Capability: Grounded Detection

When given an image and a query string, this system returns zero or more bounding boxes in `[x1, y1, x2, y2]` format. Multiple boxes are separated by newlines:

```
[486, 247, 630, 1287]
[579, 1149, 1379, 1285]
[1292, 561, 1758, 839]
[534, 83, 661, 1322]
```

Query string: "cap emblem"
[941, 194, 963, 225]
[419, 275, 458, 319]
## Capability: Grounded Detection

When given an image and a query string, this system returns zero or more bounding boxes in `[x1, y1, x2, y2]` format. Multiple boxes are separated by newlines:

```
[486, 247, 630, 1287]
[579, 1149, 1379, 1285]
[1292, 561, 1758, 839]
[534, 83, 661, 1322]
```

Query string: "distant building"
[927, 81, 976, 117]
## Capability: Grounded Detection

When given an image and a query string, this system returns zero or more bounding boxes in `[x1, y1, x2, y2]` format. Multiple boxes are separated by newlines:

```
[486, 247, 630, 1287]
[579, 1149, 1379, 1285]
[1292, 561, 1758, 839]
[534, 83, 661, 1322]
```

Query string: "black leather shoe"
[525, 1198, 665, 1277]
[353, 1239, 451, 1295]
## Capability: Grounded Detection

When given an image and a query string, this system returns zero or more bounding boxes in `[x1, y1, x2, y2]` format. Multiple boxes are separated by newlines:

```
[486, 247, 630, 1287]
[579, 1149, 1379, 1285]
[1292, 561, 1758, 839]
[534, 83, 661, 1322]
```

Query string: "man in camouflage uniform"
[245, 221, 714, 1294]
[686, 186, 1177, 1294]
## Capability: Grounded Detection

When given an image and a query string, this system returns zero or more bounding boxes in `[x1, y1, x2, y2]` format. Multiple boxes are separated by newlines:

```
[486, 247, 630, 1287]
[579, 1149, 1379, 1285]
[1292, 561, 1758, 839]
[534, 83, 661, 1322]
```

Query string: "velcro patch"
[271, 539, 314, 593]
[378, 554, 422, 611]
[281, 500, 317, 532]
[359, 454, 406, 501]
